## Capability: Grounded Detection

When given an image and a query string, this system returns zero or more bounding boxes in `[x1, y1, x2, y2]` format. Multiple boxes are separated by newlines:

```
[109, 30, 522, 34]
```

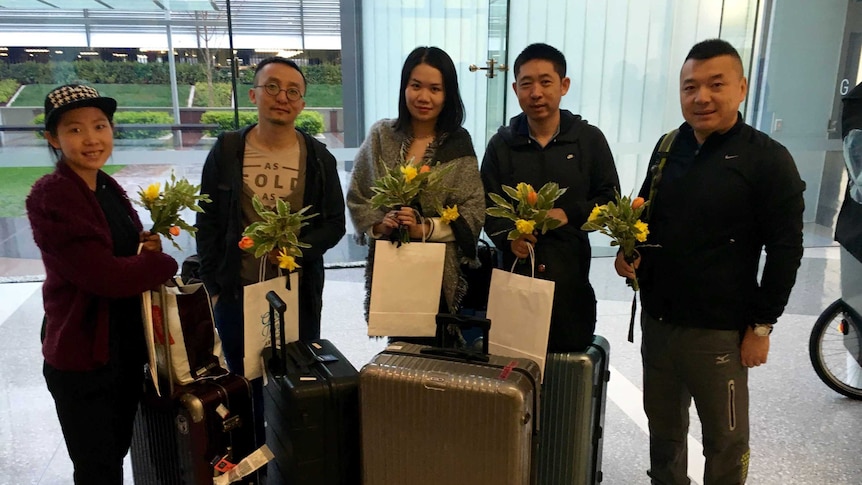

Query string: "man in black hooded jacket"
[482, 43, 620, 352]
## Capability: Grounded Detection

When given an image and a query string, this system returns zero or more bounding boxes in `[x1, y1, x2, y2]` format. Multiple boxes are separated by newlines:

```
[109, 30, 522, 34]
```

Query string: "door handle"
[469, 58, 508, 79]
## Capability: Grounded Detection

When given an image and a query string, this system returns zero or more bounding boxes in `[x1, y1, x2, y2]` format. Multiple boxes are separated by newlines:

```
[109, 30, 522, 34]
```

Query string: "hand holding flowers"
[135, 172, 211, 250]
[370, 157, 457, 243]
[486, 182, 568, 241]
[237, 196, 317, 272]
[580, 190, 651, 291]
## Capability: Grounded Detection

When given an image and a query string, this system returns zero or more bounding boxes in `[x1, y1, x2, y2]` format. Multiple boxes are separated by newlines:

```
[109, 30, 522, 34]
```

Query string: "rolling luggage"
[131, 369, 257, 484]
[359, 314, 542, 485]
[536, 335, 611, 484]
[261, 290, 360, 485]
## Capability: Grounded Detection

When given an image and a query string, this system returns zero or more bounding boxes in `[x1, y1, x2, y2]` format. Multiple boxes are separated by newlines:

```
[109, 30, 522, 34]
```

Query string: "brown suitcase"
[359, 314, 541, 485]
[131, 369, 257, 484]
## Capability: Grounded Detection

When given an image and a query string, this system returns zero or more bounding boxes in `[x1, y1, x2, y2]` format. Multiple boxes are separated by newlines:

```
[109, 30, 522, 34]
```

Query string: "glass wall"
[0, 0, 854, 280]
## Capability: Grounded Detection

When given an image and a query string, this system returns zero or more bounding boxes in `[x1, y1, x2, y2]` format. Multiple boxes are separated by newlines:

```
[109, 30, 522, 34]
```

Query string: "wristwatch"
[752, 323, 774, 337]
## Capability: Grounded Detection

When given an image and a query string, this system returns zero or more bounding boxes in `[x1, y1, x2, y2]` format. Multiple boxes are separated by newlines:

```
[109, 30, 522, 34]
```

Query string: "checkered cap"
[43, 84, 117, 129]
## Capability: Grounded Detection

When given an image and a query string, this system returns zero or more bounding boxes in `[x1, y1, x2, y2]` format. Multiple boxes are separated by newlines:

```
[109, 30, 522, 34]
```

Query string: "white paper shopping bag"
[486, 251, 554, 376]
[368, 239, 446, 337]
[242, 271, 300, 380]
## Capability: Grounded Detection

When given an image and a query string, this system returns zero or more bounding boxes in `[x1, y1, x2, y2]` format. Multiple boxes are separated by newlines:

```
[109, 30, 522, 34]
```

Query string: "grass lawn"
[12, 84, 193, 108]
[0, 165, 124, 218]
[236, 84, 343, 108]
[13, 83, 341, 108]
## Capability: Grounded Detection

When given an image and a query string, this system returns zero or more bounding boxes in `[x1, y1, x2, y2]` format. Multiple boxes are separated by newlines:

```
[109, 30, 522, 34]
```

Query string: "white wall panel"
[361, 0, 488, 150]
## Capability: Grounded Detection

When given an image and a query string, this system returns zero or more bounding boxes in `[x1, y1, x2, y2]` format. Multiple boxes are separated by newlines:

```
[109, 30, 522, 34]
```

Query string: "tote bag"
[142, 277, 226, 395]
[368, 239, 446, 337]
[242, 260, 300, 380]
[485, 247, 554, 376]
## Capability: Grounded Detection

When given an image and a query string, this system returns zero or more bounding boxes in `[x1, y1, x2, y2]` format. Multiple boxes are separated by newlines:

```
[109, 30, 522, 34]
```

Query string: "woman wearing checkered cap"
[26, 84, 177, 484]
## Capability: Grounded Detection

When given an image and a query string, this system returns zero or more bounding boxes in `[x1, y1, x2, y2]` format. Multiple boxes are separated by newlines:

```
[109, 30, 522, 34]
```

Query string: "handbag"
[485, 246, 554, 376]
[242, 259, 300, 380]
[142, 277, 227, 395]
[459, 238, 502, 312]
[368, 239, 446, 337]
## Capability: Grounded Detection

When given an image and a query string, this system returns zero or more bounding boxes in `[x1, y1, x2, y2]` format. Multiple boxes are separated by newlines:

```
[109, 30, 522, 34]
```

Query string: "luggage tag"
[212, 454, 236, 473]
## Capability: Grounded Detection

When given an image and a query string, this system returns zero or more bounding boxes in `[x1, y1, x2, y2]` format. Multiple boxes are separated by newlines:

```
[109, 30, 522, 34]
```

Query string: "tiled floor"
[2, 145, 862, 483]
[3, 247, 862, 484]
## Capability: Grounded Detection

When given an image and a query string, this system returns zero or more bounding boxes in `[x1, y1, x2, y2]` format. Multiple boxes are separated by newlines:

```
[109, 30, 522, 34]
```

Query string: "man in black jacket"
[482, 43, 620, 352]
[616, 39, 804, 484]
[196, 57, 346, 375]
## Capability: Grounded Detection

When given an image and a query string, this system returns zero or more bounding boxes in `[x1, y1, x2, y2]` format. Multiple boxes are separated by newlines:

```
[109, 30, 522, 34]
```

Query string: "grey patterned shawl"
[346, 119, 485, 319]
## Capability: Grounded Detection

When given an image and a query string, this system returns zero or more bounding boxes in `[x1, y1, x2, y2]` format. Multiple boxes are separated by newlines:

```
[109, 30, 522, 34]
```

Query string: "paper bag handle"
[509, 243, 537, 278]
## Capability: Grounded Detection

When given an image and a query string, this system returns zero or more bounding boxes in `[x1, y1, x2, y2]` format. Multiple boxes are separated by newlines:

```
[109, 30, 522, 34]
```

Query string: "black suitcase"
[261, 290, 360, 485]
[536, 335, 611, 484]
[131, 369, 257, 484]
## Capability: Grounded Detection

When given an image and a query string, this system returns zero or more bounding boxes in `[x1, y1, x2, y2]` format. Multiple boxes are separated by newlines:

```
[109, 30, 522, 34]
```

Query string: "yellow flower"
[143, 183, 161, 202]
[515, 219, 536, 235]
[634, 220, 649, 242]
[400, 165, 418, 183]
[277, 247, 298, 271]
[440, 205, 459, 224]
[588, 205, 602, 223]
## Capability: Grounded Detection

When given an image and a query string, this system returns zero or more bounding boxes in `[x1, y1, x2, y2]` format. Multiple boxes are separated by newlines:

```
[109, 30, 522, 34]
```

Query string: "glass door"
[480, 0, 510, 145]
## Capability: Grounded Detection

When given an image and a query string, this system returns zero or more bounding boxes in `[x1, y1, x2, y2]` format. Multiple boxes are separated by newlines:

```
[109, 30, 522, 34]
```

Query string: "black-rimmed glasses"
[255, 83, 304, 101]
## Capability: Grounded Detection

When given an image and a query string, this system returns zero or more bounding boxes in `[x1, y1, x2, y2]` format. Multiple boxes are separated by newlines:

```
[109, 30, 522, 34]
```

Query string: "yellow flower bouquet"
[369, 157, 456, 243]
[486, 182, 568, 240]
[580, 190, 651, 290]
[135, 171, 211, 250]
[237, 196, 317, 272]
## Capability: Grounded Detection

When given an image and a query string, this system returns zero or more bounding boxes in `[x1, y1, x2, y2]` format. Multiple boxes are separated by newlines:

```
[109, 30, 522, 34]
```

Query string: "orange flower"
[419, 165, 431, 174]
[238, 236, 255, 250]
[631, 197, 645, 210]
[169, 226, 180, 237]
[526, 191, 538, 206]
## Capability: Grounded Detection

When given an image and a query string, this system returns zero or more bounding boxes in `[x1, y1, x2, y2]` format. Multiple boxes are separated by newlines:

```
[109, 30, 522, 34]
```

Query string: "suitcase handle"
[435, 313, 490, 354]
[266, 290, 289, 376]
[419, 347, 490, 362]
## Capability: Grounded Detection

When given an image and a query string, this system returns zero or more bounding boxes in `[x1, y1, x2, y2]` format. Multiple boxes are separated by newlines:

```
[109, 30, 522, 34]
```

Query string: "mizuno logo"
[715, 354, 731, 365]
[725, 155, 739, 159]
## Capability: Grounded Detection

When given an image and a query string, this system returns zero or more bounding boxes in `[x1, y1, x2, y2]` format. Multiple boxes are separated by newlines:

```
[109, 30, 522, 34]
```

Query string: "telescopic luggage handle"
[266, 290, 289, 376]
[419, 313, 491, 362]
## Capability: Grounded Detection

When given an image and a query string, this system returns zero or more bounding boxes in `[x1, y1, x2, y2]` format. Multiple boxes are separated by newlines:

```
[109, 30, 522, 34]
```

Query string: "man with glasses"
[197, 55, 345, 377]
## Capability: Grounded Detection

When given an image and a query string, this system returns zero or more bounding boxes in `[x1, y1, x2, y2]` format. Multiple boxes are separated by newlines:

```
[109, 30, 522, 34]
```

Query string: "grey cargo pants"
[641, 312, 750, 485]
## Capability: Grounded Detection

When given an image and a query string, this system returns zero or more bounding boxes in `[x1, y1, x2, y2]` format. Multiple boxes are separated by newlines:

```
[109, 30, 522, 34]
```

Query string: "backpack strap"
[645, 128, 679, 221]
[215, 130, 242, 177]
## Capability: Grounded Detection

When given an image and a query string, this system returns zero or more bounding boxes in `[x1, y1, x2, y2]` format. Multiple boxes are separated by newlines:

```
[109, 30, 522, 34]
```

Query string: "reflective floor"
[1, 151, 861, 483]
[3, 251, 862, 484]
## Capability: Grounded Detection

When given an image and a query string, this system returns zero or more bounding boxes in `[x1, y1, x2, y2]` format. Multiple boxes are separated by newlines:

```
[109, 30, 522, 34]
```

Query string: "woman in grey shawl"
[346, 46, 485, 343]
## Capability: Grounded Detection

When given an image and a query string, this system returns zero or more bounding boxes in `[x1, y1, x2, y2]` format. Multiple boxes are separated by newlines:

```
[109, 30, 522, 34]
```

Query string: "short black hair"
[513, 43, 566, 79]
[685, 39, 744, 73]
[394, 46, 465, 134]
[253, 56, 307, 90]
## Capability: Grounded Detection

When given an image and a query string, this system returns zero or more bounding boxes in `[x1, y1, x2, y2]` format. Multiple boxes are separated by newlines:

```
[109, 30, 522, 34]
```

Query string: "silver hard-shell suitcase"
[536, 335, 611, 484]
[359, 316, 541, 485]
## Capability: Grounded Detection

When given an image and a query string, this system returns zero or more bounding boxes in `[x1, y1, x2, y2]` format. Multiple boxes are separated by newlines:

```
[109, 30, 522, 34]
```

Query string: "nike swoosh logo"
[725, 155, 739, 159]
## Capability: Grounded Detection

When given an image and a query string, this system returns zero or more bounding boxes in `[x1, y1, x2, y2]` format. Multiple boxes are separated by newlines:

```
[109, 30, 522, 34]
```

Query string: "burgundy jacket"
[26, 161, 178, 371]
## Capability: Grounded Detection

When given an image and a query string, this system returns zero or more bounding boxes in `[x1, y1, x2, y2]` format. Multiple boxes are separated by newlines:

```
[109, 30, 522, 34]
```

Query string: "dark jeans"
[212, 296, 266, 449]
[44, 359, 143, 485]
[641, 312, 750, 485]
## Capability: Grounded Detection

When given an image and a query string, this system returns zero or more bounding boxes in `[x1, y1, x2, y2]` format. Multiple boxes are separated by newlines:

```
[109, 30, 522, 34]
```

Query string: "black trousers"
[44, 358, 143, 485]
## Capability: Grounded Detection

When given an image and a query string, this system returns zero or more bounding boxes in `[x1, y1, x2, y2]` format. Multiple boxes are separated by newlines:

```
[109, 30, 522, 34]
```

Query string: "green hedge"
[194, 82, 233, 107]
[0, 79, 20, 104]
[200, 110, 324, 137]
[1, 60, 341, 86]
[32, 111, 174, 139]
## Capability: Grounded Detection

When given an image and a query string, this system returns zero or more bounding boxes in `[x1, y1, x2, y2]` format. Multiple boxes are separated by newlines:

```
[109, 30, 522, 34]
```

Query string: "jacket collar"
[503, 109, 583, 146]
[679, 112, 745, 150]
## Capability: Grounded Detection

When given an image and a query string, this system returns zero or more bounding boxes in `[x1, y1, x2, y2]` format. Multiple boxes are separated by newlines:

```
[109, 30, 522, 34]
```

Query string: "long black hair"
[394, 46, 465, 134]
